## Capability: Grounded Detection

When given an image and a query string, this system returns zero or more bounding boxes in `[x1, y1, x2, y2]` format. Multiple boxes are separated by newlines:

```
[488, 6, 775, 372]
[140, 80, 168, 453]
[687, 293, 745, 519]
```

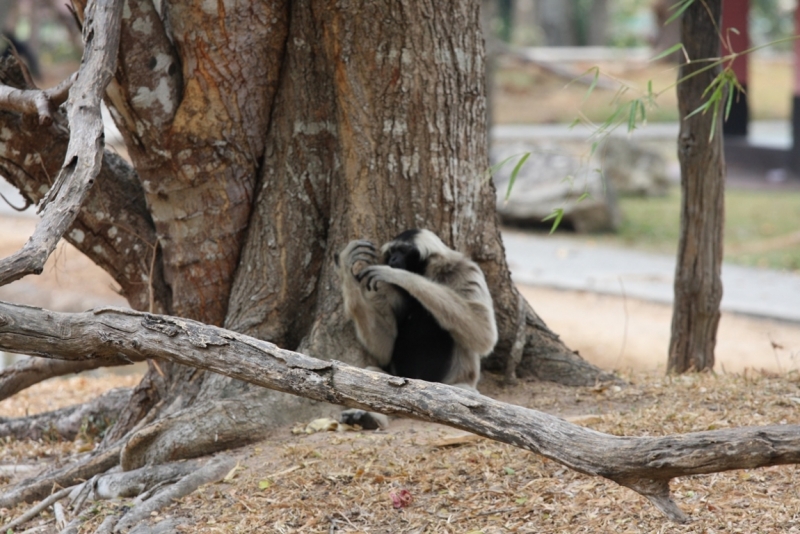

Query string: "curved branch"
[0, 356, 140, 402]
[0, 301, 799, 521]
[0, 72, 76, 125]
[0, 387, 132, 440]
[0, 0, 124, 287]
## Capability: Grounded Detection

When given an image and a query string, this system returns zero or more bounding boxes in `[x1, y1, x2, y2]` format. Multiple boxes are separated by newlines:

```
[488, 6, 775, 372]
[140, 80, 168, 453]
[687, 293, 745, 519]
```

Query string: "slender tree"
[668, 0, 726, 373]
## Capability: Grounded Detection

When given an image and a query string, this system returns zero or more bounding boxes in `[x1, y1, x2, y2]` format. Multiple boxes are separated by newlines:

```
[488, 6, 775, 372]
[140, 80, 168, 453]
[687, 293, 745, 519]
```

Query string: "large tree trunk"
[0, 0, 612, 488]
[668, 1, 725, 373]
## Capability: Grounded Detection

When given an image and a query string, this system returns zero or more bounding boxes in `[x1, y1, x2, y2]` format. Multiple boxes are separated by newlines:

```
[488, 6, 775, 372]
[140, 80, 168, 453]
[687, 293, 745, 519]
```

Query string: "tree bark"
[668, 1, 725, 373]
[2, 301, 800, 523]
[0, 0, 611, 502]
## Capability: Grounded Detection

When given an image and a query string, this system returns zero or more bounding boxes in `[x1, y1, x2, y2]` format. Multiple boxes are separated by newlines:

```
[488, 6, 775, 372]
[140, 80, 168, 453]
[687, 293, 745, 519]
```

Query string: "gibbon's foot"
[340, 409, 388, 430]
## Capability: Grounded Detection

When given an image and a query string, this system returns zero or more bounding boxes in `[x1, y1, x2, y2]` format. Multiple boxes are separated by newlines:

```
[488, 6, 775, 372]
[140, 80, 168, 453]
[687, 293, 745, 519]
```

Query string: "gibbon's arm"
[337, 240, 399, 366]
[358, 264, 497, 356]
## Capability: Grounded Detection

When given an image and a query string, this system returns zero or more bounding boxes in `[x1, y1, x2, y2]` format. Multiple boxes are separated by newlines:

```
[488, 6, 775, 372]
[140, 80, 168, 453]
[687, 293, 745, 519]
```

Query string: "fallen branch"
[0, 387, 132, 440]
[113, 456, 235, 532]
[1, 302, 799, 522]
[0, 356, 138, 402]
[0, 0, 123, 287]
[0, 485, 73, 532]
[0, 443, 121, 508]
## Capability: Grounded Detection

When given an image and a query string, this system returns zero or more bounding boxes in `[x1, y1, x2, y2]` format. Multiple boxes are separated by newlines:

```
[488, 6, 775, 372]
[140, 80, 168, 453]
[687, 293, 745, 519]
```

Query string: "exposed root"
[0, 387, 132, 440]
[517, 306, 622, 386]
[2, 459, 220, 533]
[0, 445, 121, 508]
[0, 485, 73, 532]
[112, 455, 235, 532]
[119, 391, 308, 471]
[0, 357, 138, 402]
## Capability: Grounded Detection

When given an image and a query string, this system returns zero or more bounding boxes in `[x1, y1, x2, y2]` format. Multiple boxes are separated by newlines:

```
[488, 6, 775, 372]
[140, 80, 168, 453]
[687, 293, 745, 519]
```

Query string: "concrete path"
[503, 231, 800, 323]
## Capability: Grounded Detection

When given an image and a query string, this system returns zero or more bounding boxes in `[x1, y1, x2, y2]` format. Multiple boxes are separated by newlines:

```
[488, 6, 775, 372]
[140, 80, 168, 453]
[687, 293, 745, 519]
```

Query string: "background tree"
[0, 0, 613, 507]
[668, 0, 725, 373]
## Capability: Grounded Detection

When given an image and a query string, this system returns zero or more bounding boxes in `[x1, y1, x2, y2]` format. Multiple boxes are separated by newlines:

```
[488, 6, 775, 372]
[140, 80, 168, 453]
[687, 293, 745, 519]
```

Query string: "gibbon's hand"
[356, 264, 401, 292]
[338, 240, 378, 277]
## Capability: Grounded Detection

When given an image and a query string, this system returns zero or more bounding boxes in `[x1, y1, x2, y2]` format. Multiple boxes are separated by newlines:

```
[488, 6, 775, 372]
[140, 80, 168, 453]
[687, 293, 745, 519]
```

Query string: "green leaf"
[488, 152, 524, 176]
[582, 67, 600, 103]
[542, 208, 564, 234]
[505, 152, 531, 201]
[258, 479, 272, 490]
[627, 101, 637, 132]
[503, 466, 516, 476]
[577, 191, 591, 202]
[515, 496, 528, 505]
[650, 43, 684, 62]
[665, 0, 694, 25]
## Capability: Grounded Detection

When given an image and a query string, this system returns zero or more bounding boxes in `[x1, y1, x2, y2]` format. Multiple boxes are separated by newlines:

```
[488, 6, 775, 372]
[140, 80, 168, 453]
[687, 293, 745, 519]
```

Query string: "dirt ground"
[1, 215, 800, 532]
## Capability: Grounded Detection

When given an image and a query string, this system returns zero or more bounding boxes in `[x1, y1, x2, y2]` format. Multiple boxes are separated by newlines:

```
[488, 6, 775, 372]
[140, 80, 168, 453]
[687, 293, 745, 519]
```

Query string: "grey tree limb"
[0, 0, 123, 287]
[0, 72, 76, 125]
[0, 485, 73, 532]
[112, 456, 235, 532]
[1, 302, 800, 522]
[0, 387, 132, 440]
[0, 356, 140, 402]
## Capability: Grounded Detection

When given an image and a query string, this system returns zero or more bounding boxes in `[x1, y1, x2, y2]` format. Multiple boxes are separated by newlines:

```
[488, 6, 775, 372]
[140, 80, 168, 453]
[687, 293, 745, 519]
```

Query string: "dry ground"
[1, 215, 800, 532]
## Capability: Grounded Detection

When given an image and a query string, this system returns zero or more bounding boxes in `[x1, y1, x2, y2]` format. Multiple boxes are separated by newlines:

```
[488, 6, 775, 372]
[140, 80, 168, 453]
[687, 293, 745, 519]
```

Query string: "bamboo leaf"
[582, 67, 600, 103]
[650, 43, 684, 62]
[542, 208, 564, 234]
[665, 0, 694, 25]
[505, 152, 531, 201]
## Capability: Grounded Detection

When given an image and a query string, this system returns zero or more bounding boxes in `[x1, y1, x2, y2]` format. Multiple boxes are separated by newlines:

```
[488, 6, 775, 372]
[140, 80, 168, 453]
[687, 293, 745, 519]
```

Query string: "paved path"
[503, 231, 800, 323]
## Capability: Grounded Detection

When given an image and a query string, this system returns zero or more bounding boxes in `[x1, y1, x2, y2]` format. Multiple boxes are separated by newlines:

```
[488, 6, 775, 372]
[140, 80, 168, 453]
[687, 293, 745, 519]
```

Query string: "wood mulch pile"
[1, 370, 799, 533]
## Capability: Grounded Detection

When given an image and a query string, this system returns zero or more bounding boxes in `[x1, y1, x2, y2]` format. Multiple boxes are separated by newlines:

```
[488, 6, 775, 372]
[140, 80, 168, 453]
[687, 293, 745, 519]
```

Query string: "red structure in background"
[792, 7, 800, 173]
[721, 0, 749, 137]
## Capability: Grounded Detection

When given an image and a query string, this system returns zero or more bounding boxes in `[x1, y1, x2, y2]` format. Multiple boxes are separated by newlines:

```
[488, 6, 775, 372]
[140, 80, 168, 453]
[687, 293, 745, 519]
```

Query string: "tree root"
[0, 357, 138, 402]
[112, 456, 234, 532]
[0, 445, 121, 508]
[1, 457, 228, 533]
[119, 389, 326, 471]
[0, 387, 132, 441]
[0, 486, 73, 532]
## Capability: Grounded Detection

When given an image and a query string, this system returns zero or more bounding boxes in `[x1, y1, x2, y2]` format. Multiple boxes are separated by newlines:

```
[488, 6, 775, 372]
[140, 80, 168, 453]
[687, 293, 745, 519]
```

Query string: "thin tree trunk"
[668, 0, 725, 373]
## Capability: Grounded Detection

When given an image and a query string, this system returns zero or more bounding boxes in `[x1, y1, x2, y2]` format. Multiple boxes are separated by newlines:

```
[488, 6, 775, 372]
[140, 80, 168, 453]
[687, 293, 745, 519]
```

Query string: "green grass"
[614, 189, 800, 272]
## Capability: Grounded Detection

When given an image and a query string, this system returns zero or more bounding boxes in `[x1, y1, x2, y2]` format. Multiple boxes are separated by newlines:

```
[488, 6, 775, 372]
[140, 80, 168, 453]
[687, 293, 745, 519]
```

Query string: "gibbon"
[335, 229, 497, 428]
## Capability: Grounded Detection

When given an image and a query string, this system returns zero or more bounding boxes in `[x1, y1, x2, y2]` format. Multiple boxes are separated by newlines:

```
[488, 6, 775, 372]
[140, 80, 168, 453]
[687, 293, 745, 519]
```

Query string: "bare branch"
[0, 356, 140, 402]
[0, 72, 77, 125]
[0, 387, 132, 440]
[0, 301, 799, 522]
[0, 486, 73, 533]
[0, 0, 124, 287]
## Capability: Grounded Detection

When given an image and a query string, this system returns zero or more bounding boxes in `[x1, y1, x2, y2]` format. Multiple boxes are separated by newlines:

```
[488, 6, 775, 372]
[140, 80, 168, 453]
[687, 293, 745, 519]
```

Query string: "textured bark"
[0, 58, 169, 315]
[668, 1, 725, 373]
[0, 0, 610, 505]
[0, 356, 139, 402]
[0, 0, 123, 287]
[0, 387, 131, 441]
[2, 302, 800, 523]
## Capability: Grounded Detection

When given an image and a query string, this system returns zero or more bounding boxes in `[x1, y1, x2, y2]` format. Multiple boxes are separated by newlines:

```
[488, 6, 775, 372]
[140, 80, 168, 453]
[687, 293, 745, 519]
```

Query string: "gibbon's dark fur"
[336, 229, 497, 389]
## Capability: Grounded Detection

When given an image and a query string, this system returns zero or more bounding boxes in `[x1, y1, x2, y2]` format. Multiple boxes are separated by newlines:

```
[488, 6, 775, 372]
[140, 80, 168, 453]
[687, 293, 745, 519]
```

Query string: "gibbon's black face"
[385, 230, 427, 275]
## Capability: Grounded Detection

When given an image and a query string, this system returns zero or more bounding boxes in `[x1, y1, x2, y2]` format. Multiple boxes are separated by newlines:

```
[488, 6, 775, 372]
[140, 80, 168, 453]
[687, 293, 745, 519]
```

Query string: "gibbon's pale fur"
[336, 229, 497, 390]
